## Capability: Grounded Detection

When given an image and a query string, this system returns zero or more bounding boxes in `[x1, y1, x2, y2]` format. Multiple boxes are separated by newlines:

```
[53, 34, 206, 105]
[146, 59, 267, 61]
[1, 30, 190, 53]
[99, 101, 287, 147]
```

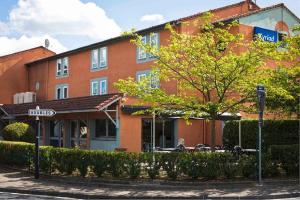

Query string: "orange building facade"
[0, 1, 299, 152]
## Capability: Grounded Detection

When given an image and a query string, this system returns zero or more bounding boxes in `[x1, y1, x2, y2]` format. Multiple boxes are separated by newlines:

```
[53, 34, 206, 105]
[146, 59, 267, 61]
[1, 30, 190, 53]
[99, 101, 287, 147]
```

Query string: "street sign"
[28, 108, 56, 117]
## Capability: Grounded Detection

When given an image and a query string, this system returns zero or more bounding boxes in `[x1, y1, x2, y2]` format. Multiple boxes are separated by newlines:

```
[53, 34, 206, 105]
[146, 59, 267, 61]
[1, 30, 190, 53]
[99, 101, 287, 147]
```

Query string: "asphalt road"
[0, 192, 81, 200]
[0, 191, 299, 200]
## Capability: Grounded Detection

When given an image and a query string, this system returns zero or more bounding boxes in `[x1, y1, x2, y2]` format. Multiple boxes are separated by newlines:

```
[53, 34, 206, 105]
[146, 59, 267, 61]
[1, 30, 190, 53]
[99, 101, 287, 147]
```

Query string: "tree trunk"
[210, 119, 216, 150]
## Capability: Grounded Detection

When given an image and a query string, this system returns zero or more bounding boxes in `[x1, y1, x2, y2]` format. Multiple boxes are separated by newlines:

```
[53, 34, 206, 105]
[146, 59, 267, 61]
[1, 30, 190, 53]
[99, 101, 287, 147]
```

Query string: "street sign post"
[28, 106, 56, 179]
[256, 85, 265, 185]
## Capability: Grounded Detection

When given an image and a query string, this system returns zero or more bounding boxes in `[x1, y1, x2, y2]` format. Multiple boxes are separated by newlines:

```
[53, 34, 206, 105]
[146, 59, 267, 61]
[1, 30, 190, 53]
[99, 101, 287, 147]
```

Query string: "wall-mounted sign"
[254, 27, 278, 42]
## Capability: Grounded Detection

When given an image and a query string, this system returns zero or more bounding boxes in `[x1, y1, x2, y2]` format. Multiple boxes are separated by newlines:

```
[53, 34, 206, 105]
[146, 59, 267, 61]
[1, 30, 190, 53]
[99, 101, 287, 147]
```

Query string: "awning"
[121, 105, 241, 120]
[0, 93, 122, 118]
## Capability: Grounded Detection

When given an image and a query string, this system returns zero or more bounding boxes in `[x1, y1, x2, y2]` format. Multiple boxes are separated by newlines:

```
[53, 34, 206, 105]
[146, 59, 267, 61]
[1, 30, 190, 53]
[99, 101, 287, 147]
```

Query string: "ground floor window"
[95, 119, 116, 138]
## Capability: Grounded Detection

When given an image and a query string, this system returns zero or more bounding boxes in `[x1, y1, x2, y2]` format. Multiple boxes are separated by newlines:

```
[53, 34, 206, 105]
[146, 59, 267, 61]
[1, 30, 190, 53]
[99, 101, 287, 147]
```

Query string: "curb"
[0, 187, 299, 199]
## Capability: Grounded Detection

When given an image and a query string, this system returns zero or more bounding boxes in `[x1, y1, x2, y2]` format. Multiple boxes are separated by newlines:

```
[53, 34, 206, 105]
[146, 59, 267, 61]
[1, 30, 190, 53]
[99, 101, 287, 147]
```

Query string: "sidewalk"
[0, 168, 299, 199]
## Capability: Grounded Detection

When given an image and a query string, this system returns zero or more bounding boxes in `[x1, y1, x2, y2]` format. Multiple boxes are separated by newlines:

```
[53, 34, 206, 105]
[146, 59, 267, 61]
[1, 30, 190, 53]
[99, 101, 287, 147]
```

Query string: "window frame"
[137, 33, 160, 63]
[95, 119, 116, 138]
[90, 77, 108, 96]
[136, 70, 159, 89]
[56, 57, 69, 78]
[91, 47, 108, 71]
[56, 84, 69, 99]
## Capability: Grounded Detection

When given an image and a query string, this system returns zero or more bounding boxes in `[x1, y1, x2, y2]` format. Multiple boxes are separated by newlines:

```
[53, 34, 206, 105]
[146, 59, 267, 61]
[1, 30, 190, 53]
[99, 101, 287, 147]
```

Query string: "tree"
[115, 13, 292, 148]
[266, 26, 300, 116]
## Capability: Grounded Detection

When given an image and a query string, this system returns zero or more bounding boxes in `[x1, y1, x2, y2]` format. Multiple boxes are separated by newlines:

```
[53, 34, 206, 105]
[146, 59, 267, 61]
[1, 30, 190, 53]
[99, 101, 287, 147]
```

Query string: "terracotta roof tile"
[0, 93, 122, 116]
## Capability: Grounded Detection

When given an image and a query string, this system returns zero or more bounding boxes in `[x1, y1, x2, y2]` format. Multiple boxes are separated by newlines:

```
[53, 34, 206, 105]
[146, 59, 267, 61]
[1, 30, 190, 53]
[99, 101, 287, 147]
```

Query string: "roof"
[0, 93, 122, 117]
[0, 46, 55, 59]
[26, 0, 260, 66]
[215, 3, 300, 24]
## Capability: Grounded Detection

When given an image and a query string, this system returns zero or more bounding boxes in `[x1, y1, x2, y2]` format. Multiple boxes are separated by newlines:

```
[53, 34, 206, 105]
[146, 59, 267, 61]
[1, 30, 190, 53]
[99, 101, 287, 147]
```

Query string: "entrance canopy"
[0, 93, 122, 119]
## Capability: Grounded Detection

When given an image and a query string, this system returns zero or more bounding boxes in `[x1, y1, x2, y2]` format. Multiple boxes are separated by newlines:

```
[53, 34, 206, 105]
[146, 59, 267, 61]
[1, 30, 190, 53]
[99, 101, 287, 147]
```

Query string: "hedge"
[269, 144, 299, 176]
[223, 120, 298, 150]
[0, 141, 297, 180]
[2, 122, 35, 143]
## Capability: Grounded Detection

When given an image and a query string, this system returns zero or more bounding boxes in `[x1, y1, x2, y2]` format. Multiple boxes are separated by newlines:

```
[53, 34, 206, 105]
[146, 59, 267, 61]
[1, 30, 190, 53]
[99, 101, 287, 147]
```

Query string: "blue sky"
[0, 0, 299, 56]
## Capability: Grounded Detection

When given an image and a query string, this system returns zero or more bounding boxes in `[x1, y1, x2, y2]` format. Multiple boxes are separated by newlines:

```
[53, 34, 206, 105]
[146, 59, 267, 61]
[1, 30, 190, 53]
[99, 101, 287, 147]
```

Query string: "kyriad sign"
[254, 27, 278, 42]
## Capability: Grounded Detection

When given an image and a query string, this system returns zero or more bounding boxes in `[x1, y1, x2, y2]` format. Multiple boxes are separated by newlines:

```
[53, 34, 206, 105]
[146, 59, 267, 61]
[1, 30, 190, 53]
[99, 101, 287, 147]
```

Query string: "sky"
[0, 0, 299, 56]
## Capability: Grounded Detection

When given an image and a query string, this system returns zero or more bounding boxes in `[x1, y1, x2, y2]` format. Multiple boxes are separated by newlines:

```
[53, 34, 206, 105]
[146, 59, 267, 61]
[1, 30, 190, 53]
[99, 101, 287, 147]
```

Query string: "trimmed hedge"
[269, 144, 299, 176]
[223, 120, 298, 150]
[0, 141, 297, 180]
[2, 122, 35, 143]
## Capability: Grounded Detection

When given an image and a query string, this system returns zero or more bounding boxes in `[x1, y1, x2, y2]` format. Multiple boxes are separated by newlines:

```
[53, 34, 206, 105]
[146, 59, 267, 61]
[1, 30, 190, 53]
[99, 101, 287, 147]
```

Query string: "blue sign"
[254, 27, 278, 42]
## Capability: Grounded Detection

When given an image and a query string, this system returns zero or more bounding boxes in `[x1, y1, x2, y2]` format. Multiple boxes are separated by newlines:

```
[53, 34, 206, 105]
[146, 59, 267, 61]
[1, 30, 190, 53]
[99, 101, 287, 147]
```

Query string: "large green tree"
[115, 14, 292, 148]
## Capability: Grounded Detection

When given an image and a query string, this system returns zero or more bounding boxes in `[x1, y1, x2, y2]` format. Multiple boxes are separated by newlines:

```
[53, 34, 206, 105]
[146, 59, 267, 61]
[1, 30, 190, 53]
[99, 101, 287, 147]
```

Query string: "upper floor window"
[56, 84, 68, 99]
[91, 47, 107, 70]
[90, 77, 107, 95]
[136, 70, 159, 89]
[56, 57, 68, 77]
[137, 33, 159, 62]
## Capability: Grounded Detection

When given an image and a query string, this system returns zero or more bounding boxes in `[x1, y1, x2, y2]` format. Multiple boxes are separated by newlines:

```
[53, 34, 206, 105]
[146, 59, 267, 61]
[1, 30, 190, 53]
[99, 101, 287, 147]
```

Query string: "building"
[0, 0, 299, 152]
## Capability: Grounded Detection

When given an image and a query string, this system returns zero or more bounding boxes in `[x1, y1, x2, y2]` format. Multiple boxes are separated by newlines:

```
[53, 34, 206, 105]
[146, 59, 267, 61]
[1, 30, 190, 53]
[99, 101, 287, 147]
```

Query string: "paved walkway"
[0, 168, 299, 199]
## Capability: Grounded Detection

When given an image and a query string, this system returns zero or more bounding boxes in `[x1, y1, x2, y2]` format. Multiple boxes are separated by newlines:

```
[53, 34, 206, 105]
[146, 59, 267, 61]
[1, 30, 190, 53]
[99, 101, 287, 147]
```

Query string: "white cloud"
[140, 14, 165, 24]
[2, 0, 121, 40]
[0, 35, 67, 56]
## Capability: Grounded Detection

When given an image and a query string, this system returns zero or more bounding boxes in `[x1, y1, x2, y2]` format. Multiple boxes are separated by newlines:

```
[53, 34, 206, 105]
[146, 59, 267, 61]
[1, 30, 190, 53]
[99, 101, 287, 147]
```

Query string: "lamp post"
[257, 85, 265, 185]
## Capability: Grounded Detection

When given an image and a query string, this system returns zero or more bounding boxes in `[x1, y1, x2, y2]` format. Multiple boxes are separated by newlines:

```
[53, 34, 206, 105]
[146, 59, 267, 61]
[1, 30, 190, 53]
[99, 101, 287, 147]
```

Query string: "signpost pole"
[257, 85, 265, 185]
[34, 106, 40, 179]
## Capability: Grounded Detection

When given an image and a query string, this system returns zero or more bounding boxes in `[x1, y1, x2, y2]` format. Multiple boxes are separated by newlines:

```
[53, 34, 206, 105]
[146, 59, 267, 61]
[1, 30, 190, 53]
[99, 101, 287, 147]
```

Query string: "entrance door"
[142, 119, 175, 151]
[49, 120, 64, 147]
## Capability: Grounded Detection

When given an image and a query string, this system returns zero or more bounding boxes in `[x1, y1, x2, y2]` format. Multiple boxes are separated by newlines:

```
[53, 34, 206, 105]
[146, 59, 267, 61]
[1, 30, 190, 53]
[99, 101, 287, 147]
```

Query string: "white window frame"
[90, 78, 107, 96]
[91, 49, 99, 69]
[63, 57, 69, 76]
[99, 47, 107, 68]
[56, 59, 62, 76]
[138, 36, 147, 60]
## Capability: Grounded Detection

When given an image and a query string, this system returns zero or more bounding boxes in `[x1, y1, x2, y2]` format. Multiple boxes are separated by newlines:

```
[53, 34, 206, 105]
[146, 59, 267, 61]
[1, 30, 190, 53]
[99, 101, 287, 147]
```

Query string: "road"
[0, 192, 81, 200]
[0, 191, 299, 200]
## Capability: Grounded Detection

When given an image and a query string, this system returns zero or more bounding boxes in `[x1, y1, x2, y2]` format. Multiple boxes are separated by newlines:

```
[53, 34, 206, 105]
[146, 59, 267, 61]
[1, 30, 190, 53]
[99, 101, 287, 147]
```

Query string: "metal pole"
[239, 120, 242, 147]
[153, 113, 156, 152]
[258, 114, 262, 185]
[298, 96, 300, 185]
[35, 106, 40, 179]
[162, 120, 165, 148]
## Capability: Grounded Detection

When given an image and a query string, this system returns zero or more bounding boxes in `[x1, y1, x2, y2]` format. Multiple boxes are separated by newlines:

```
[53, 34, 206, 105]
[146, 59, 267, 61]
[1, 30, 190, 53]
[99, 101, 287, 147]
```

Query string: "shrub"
[39, 146, 54, 174]
[126, 153, 142, 179]
[3, 122, 35, 143]
[161, 152, 182, 180]
[90, 150, 108, 177]
[180, 153, 204, 179]
[75, 149, 90, 178]
[0, 141, 34, 168]
[238, 155, 256, 178]
[141, 153, 162, 179]
[269, 144, 299, 177]
[223, 120, 298, 150]
[107, 152, 126, 177]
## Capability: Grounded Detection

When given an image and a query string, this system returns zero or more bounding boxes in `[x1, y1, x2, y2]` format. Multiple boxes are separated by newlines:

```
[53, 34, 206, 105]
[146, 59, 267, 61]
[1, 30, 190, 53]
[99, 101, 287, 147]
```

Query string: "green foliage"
[161, 152, 182, 180]
[90, 150, 108, 177]
[223, 120, 298, 150]
[107, 152, 126, 177]
[269, 144, 299, 177]
[0, 141, 294, 180]
[141, 153, 162, 179]
[3, 122, 35, 143]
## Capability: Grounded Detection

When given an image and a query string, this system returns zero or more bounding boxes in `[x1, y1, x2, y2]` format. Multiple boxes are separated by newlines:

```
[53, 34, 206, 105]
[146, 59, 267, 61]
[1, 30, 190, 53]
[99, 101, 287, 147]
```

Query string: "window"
[137, 33, 159, 62]
[91, 47, 107, 70]
[56, 57, 68, 77]
[95, 119, 116, 138]
[56, 84, 68, 99]
[90, 78, 107, 95]
[136, 70, 159, 89]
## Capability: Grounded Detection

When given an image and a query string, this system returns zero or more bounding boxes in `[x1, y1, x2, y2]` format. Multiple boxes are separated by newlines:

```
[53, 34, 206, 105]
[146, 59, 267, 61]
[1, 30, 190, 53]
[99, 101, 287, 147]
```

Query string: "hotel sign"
[254, 27, 278, 42]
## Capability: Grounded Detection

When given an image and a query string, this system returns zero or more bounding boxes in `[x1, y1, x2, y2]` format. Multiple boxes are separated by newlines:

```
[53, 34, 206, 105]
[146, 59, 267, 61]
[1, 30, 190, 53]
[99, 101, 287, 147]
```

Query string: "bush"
[161, 152, 182, 180]
[142, 153, 162, 179]
[75, 149, 90, 177]
[39, 146, 54, 174]
[107, 152, 126, 177]
[90, 150, 108, 177]
[3, 122, 35, 143]
[126, 153, 142, 179]
[238, 155, 256, 178]
[180, 153, 204, 179]
[223, 120, 298, 150]
[269, 144, 299, 177]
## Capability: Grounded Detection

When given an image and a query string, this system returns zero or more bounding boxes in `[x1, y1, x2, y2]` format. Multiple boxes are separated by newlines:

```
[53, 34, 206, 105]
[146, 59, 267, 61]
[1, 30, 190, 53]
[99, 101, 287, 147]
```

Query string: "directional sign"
[28, 107, 56, 117]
